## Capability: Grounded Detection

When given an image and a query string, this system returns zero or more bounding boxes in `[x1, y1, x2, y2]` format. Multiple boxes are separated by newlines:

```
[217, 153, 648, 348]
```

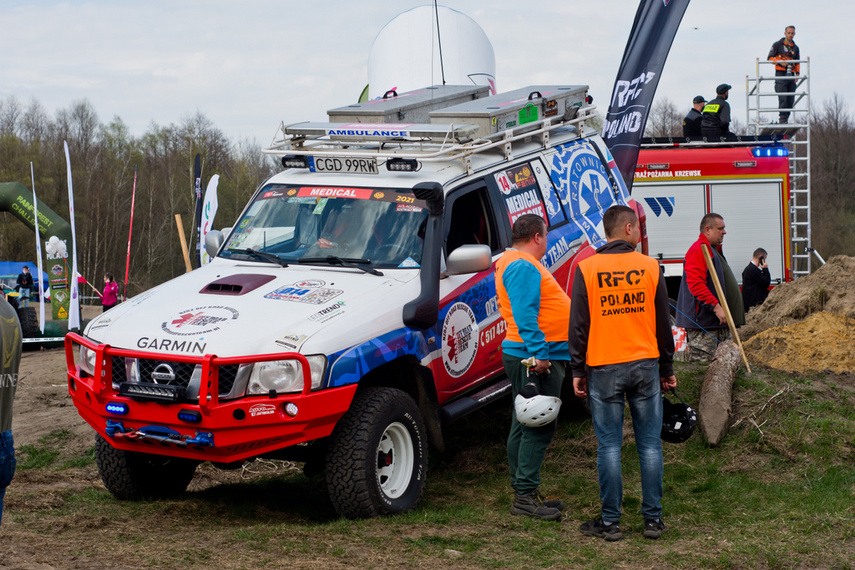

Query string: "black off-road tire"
[95, 434, 198, 500]
[16, 307, 39, 338]
[325, 387, 427, 518]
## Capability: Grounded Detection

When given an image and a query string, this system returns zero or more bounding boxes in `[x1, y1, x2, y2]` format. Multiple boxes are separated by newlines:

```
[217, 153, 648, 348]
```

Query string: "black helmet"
[661, 388, 697, 444]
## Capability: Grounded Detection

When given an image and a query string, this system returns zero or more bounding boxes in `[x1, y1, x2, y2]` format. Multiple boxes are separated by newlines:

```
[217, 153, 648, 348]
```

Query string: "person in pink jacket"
[101, 273, 119, 312]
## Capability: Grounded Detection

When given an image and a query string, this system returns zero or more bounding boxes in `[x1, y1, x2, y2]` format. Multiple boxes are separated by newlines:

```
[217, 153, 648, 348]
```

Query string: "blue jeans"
[588, 358, 663, 522]
[0, 430, 16, 527]
[19, 288, 30, 308]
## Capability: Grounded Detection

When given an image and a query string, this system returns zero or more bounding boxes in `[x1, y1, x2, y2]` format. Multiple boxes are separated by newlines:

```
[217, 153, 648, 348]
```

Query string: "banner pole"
[175, 214, 193, 273]
[30, 162, 46, 334]
[123, 166, 138, 301]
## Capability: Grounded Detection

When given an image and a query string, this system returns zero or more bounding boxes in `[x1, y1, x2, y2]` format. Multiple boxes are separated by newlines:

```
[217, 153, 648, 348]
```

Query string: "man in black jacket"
[682, 96, 705, 138]
[701, 84, 735, 141]
[15, 267, 34, 309]
[742, 248, 771, 311]
[767, 26, 800, 124]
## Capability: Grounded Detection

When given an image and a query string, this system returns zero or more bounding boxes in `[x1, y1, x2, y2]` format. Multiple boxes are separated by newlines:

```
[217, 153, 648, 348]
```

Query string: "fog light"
[178, 409, 202, 424]
[105, 401, 129, 415]
[284, 402, 299, 417]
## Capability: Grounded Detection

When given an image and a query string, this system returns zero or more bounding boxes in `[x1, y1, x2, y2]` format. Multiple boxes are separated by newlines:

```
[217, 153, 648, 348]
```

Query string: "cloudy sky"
[2, 1, 851, 146]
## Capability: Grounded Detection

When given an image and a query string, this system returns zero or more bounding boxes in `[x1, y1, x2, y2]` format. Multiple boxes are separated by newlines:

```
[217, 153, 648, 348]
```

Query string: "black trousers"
[775, 69, 797, 122]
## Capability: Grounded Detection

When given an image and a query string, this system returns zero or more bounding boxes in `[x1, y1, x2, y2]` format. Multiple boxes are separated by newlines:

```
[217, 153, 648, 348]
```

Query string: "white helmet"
[515, 383, 562, 428]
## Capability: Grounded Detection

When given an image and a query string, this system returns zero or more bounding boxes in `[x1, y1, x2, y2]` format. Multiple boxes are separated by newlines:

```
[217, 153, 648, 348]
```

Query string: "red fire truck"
[632, 140, 792, 299]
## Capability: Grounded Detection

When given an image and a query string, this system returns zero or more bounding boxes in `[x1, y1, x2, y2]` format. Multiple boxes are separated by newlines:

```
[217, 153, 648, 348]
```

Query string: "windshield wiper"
[299, 256, 384, 276]
[225, 248, 289, 267]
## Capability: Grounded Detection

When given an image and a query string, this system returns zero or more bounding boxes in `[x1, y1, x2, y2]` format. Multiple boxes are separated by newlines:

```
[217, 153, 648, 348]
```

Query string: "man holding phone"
[742, 248, 772, 311]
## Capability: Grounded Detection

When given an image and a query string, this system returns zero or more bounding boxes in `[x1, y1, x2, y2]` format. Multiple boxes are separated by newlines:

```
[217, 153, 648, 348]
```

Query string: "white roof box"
[327, 85, 490, 124]
[430, 85, 589, 138]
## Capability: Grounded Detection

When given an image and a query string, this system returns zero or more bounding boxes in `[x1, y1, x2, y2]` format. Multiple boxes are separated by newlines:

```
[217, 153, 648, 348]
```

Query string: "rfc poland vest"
[578, 251, 661, 367]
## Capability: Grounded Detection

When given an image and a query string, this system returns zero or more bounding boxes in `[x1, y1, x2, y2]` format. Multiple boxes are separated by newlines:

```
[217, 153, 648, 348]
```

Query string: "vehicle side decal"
[326, 328, 430, 388]
[549, 140, 627, 250]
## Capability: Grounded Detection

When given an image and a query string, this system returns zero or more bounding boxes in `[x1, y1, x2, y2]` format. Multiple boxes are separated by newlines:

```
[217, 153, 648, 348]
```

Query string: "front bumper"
[65, 332, 356, 463]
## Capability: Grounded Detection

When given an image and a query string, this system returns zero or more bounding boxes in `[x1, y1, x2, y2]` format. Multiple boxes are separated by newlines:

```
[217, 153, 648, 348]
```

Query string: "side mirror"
[205, 230, 225, 258]
[446, 244, 492, 275]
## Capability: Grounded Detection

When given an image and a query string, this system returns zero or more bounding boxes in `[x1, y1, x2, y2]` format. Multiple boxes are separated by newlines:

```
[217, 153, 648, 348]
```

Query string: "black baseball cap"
[693, 95, 706, 104]
[716, 83, 732, 95]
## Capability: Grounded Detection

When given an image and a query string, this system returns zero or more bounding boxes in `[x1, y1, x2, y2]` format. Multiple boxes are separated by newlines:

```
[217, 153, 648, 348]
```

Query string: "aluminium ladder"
[746, 57, 820, 278]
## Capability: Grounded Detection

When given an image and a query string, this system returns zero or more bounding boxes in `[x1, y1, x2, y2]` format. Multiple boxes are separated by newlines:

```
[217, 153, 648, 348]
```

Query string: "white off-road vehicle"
[66, 84, 638, 517]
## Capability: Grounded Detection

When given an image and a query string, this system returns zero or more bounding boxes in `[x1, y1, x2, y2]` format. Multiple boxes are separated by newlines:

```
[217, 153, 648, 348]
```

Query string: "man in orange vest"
[495, 214, 571, 521]
[767, 25, 800, 124]
[569, 205, 677, 541]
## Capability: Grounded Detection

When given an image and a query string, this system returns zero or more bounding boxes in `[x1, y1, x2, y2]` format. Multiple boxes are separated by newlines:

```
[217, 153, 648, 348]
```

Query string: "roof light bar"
[751, 147, 789, 158]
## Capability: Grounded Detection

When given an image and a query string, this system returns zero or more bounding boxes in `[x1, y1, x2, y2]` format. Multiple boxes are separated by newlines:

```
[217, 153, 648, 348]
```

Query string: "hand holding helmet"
[514, 359, 561, 428]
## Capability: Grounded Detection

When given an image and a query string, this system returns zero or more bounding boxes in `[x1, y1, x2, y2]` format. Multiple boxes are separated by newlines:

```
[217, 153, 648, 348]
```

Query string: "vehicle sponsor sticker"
[161, 305, 239, 336]
[398, 257, 420, 268]
[396, 204, 424, 213]
[296, 187, 374, 200]
[136, 337, 208, 354]
[495, 163, 547, 224]
[249, 403, 277, 418]
[441, 302, 480, 378]
[308, 301, 346, 323]
[88, 317, 112, 331]
[265, 281, 344, 305]
[275, 332, 308, 350]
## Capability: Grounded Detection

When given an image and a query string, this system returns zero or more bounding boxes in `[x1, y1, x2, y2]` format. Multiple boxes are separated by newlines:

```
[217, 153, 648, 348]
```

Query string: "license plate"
[309, 156, 378, 175]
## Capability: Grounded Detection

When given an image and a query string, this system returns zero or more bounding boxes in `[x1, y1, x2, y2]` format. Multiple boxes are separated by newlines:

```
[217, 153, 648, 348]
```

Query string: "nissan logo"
[151, 363, 176, 384]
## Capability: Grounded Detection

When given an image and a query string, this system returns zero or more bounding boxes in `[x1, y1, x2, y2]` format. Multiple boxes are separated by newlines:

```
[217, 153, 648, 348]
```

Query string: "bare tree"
[810, 94, 855, 258]
[644, 97, 682, 138]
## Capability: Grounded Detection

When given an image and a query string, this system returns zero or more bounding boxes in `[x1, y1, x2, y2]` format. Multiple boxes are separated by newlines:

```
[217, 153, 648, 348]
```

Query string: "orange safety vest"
[495, 249, 571, 344]
[578, 251, 661, 367]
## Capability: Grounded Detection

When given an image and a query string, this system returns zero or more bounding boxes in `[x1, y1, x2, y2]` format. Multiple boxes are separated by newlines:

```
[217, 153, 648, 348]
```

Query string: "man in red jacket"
[674, 213, 744, 362]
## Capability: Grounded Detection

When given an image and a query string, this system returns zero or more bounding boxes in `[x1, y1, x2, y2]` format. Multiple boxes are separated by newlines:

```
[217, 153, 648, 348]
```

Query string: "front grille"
[138, 358, 197, 387]
[112, 356, 127, 383]
[109, 357, 239, 398]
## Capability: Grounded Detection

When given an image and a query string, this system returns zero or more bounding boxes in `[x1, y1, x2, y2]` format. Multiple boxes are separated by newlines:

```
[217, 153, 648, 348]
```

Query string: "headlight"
[78, 345, 97, 376]
[247, 355, 326, 395]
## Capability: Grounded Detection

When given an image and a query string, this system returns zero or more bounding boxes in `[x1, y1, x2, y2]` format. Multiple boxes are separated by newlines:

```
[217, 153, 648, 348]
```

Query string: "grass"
[7, 363, 855, 569]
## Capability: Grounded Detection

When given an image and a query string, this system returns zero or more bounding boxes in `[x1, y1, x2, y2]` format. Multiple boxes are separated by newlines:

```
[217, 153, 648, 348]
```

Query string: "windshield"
[220, 184, 429, 268]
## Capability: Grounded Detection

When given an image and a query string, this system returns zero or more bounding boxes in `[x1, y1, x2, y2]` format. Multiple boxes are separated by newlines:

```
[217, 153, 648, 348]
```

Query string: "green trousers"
[504, 354, 565, 493]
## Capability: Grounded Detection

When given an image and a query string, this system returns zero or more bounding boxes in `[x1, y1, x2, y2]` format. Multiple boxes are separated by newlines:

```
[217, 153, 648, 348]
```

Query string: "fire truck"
[632, 138, 793, 299]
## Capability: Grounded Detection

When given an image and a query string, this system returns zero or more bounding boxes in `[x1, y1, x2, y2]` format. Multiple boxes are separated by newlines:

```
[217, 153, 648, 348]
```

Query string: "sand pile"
[739, 255, 855, 374]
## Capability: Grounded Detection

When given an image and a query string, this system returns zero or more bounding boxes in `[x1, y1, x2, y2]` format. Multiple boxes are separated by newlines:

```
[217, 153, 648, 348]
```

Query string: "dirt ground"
[2, 259, 854, 568]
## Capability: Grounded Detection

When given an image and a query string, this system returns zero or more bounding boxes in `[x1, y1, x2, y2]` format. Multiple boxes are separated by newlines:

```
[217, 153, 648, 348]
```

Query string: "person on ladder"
[767, 26, 800, 124]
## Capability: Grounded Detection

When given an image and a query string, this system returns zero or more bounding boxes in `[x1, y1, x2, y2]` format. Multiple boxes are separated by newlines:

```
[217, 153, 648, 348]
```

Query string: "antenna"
[433, 0, 446, 85]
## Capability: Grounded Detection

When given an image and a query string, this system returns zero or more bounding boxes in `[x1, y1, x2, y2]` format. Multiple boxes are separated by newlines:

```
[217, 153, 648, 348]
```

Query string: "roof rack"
[263, 85, 597, 174]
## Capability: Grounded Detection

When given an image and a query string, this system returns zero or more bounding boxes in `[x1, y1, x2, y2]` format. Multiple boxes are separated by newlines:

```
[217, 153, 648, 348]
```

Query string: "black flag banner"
[602, 0, 690, 192]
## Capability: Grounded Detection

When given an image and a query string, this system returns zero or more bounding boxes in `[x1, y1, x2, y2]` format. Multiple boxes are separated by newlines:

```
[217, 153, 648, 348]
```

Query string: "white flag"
[31, 163, 46, 334]
[64, 141, 81, 331]
[200, 174, 220, 265]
